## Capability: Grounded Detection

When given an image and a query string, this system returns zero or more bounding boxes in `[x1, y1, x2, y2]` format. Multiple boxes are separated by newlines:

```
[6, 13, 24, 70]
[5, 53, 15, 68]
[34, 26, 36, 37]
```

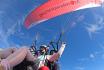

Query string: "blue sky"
[0, 0, 104, 70]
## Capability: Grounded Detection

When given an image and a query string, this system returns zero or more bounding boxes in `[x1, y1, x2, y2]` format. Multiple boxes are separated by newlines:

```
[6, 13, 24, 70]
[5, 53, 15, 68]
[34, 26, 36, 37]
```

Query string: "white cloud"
[85, 16, 104, 39]
[99, 43, 104, 50]
[6, 23, 17, 36]
[86, 24, 102, 33]
[98, 43, 104, 59]
[86, 24, 100, 39]
[71, 22, 77, 28]
[89, 53, 95, 59]
[78, 58, 89, 62]
[78, 53, 97, 63]
[0, 24, 9, 48]
[101, 54, 104, 59]
[0, 19, 22, 48]
[95, 15, 104, 25]
[75, 66, 85, 70]
[77, 15, 85, 22]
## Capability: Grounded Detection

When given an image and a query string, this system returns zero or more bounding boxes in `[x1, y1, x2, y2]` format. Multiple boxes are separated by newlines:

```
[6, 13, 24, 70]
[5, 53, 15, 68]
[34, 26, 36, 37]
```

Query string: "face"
[40, 47, 46, 53]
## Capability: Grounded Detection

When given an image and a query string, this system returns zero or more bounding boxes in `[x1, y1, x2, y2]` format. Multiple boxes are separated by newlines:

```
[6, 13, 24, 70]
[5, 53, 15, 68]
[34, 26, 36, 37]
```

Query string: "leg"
[5, 47, 32, 67]
[0, 48, 17, 59]
[1, 47, 35, 70]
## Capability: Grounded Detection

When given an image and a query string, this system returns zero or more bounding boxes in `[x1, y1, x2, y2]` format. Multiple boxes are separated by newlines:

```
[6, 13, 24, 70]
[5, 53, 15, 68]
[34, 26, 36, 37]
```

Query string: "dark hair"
[13, 59, 35, 70]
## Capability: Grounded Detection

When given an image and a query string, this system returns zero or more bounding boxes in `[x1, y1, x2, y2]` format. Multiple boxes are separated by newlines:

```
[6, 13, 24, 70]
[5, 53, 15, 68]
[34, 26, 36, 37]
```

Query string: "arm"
[48, 42, 66, 62]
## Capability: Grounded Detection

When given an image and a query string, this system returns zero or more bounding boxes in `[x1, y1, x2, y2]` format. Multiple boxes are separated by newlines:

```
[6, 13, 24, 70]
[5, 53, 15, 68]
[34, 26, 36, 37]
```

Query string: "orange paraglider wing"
[24, 0, 103, 28]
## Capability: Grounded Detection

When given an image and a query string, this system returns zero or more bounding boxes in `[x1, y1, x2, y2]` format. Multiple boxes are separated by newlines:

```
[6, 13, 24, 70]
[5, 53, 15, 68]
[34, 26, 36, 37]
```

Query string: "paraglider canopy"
[24, 0, 103, 28]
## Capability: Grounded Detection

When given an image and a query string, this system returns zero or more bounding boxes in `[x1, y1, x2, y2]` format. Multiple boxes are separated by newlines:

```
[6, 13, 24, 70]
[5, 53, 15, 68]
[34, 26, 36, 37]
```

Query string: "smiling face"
[40, 45, 48, 55]
[40, 46, 47, 53]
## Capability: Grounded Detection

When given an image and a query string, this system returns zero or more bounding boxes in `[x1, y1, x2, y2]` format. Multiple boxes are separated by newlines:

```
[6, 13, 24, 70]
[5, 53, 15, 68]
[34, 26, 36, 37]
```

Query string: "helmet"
[40, 45, 47, 48]
[40, 45, 49, 51]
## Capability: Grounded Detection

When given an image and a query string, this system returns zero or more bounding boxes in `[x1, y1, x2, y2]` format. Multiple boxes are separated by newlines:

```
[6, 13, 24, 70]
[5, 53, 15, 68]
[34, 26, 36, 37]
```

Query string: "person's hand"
[61, 42, 66, 47]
